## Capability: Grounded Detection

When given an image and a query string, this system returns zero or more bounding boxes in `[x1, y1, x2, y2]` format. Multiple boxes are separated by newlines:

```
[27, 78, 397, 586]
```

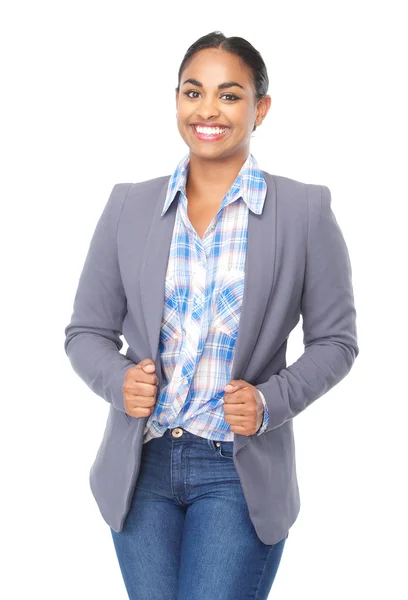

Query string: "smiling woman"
[64, 29, 359, 600]
[175, 35, 271, 170]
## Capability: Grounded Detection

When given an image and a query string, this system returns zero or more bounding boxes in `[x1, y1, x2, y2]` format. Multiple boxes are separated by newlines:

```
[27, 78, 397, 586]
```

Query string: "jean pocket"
[217, 441, 234, 460]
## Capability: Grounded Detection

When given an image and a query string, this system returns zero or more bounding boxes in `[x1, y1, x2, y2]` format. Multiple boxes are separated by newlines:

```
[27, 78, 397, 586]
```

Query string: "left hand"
[222, 380, 264, 436]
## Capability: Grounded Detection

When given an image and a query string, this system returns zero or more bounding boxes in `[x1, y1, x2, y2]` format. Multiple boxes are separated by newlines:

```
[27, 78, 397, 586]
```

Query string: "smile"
[191, 125, 229, 141]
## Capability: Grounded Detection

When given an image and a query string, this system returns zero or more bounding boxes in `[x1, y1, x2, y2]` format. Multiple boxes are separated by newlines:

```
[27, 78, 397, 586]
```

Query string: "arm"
[63, 183, 135, 412]
[256, 184, 359, 432]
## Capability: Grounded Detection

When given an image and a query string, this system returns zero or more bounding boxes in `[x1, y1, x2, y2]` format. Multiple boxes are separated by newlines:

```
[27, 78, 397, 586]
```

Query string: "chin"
[190, 147, 230, 160]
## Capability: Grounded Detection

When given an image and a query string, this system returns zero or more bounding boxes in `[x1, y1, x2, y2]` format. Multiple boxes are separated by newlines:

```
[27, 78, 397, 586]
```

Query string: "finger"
[229, 424, 250, 435]
[224, 383, 237, 392]
[139, 374, 159, 386]
[224, 414, 253, 425]
[140, 358, 156, 372]
[224, 380, 244, 392]
[223, 404, 252, 417]
[129, 395, 157, 408]
[134, 366, 159, 385]
[223, 389, 248, 403]
[124, 381, 158, 396]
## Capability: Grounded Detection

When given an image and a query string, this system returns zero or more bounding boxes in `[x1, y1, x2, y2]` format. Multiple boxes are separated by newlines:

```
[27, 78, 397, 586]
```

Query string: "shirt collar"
[160, 152, 267, 217]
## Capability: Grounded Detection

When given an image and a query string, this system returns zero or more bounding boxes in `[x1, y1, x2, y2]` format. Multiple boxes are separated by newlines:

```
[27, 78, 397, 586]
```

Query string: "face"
[176, 48, 271, 162]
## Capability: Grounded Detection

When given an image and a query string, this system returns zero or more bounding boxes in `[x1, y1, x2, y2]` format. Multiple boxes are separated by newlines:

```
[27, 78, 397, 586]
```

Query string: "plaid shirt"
[143, 152, 269, 443]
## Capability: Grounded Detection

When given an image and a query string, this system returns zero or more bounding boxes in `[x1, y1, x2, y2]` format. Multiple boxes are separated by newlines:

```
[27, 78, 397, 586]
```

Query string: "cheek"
[176, 109, 189, 134]
[229, 105, 255, 131]
[177, 100, 192, 120]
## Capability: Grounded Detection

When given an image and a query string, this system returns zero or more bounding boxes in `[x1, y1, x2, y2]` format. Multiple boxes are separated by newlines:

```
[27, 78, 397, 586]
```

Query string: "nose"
[196, 95, 221, 121]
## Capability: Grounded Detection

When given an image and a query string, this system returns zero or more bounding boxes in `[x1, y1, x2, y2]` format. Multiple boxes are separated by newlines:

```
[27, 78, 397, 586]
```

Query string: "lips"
[191, 122, 229, 128]
[190, 124, 230, 142]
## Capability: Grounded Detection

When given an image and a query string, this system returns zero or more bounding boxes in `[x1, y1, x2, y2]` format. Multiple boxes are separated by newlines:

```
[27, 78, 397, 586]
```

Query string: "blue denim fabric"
[110, 427, 288, 600]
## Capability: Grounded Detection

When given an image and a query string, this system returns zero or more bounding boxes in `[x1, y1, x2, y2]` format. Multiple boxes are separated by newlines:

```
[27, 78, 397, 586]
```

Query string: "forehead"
[181, 48, 252, 86]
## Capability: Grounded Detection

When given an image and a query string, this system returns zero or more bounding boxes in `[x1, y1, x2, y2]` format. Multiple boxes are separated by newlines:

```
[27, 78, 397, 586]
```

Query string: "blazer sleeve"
[255, 184, 359, 432]
[63, 183, 136, 413]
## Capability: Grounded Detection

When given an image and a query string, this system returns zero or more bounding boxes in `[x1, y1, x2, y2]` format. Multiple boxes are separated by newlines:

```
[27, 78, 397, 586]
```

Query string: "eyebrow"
[182, 78, 244, 90]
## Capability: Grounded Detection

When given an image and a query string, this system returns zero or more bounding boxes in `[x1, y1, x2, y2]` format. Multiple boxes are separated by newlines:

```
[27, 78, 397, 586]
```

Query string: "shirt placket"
[165, 197, 208, 422]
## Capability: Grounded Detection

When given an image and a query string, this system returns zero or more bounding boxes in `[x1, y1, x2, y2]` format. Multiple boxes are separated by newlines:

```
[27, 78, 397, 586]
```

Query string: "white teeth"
[195, 125, 228, 135]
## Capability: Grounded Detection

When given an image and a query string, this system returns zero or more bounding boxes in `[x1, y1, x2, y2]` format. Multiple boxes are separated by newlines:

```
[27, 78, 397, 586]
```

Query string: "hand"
[222, 380, 264, 436]
[122, 358, 158, 418]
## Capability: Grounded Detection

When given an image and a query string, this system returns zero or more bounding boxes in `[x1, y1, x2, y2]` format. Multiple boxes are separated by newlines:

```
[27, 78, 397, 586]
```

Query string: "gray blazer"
[64, 171, 359, 545]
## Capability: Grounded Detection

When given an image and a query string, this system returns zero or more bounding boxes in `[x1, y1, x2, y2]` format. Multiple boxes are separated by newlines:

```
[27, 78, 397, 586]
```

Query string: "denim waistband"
[161, 427, 234, 447]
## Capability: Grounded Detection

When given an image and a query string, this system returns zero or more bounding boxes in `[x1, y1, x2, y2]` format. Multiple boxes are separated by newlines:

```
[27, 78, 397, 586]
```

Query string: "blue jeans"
[110, 427, 288, 600]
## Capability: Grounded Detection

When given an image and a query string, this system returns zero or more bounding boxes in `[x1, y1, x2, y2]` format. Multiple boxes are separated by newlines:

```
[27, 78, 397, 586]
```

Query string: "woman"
[64, 31, 359, 599]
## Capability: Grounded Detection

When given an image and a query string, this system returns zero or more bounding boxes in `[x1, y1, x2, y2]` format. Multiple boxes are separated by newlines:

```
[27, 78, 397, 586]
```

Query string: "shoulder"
[115, 174, 171, 201]
[261, 169, 329, 216]
[262, 169, 325, 195]
[127, 174, 171, 197]
[109, 175, 171, 211]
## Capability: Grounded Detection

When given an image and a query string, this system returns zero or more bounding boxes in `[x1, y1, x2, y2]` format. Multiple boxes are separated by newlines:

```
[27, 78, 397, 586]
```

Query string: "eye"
[183, 90, 200, 99]
[182, 90, 240, 101]
[221, 94, 239, 101]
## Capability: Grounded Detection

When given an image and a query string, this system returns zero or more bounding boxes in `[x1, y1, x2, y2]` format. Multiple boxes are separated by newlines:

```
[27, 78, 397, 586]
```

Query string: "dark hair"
[176, 31, 269, 132]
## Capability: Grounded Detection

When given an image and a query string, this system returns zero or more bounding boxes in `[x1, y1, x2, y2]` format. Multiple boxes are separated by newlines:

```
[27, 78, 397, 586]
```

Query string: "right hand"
[122, 358, 158, 418]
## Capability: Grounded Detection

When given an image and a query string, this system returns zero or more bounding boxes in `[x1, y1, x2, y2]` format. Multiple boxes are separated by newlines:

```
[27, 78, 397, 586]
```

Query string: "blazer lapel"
[230, 173, 277, 453]
[139, 173, 277, 454]
[139, 178, 177, 383]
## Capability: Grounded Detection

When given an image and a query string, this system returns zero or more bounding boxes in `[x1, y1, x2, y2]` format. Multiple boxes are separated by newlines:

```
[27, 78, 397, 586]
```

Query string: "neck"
[186, 149, 250, 201]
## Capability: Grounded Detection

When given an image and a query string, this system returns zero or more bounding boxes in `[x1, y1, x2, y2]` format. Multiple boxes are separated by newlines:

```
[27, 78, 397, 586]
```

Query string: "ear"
[255, 95, 272, 127]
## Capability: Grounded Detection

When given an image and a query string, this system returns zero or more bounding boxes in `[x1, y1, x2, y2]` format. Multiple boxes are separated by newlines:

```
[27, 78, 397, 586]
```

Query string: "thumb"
[141, 359, 155, 372]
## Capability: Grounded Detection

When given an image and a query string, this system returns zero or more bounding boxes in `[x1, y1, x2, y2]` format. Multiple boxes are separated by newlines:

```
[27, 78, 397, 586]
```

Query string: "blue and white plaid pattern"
[143, 152, 269, 443]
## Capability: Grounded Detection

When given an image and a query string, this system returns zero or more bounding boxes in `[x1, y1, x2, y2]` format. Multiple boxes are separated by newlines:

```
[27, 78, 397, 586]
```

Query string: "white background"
[1, 1, 407, 598]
